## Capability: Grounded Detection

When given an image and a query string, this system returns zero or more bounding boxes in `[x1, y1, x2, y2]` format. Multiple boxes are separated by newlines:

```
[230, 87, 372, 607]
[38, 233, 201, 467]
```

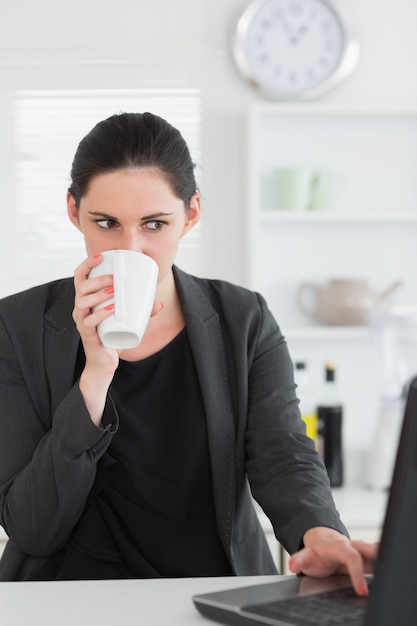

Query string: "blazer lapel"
[173, 267, 236, 550]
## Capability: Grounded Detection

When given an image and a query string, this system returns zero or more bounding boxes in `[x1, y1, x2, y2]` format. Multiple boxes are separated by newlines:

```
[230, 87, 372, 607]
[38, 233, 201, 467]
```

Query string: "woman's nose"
[118, 232, 144, 252]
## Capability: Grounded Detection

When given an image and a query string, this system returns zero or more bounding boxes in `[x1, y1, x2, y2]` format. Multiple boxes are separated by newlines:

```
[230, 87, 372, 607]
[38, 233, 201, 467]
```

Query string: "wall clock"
[232, 0, 360, 100]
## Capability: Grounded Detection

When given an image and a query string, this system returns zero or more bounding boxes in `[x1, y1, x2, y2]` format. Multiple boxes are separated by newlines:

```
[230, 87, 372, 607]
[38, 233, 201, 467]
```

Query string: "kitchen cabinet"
[244, 104, 417, 451]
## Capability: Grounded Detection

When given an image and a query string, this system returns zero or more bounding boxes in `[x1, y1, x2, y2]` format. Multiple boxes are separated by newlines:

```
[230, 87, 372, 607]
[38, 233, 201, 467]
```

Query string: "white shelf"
[246, 104, 417, 294]
[245, 104, 417, 452]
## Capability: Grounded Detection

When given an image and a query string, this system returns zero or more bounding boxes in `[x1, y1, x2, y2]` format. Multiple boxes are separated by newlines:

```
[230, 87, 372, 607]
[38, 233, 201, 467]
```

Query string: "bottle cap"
[325, 361, 336, 382]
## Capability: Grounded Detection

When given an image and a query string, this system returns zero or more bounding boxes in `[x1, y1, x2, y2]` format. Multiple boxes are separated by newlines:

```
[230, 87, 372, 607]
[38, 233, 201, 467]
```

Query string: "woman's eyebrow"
[87, 211, 174, 221]
[140, 212, 174, 221]
[88, 211, 117, 220]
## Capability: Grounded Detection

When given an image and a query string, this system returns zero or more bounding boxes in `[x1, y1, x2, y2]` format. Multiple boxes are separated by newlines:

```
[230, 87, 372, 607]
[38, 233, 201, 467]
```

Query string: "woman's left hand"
[288, 527, 379, 597]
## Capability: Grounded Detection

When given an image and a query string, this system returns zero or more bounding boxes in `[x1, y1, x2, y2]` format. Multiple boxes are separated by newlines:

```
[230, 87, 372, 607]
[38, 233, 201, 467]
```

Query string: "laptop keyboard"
[243, 585, 368, 626]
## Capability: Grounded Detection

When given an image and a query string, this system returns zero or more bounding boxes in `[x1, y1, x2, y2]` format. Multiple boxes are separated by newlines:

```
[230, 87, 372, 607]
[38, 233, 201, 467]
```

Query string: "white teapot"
[296, 278, 402, 326]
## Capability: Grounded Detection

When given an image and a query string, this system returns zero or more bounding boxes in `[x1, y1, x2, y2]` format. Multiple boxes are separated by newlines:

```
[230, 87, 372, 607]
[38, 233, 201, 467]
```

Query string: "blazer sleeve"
[244, 293, 348, 555]
[0, 314, 118, 557]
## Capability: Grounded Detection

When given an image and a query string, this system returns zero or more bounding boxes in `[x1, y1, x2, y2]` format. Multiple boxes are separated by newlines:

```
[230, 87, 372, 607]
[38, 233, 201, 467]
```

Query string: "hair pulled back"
[68, 112, 198, 208]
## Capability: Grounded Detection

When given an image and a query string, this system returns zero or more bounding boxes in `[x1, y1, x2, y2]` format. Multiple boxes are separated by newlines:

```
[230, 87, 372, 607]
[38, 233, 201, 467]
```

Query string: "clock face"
[233, 0, 359, 99]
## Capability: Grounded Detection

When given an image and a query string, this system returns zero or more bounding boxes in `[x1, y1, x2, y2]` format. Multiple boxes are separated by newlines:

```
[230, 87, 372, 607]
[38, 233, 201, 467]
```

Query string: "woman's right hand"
[72, 254, 120, 426]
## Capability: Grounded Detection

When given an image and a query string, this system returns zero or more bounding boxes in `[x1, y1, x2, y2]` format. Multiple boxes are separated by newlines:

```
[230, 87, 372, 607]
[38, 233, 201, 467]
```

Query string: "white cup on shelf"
[274, 167, 337, 211]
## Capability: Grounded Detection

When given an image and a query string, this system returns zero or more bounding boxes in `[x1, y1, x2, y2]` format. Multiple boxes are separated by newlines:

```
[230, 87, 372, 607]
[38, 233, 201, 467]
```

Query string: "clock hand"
[291, 23, 309, 45]
[277, 14, 295, 42]
[298, 24, 309, 37]
[277, 13, 308, 45]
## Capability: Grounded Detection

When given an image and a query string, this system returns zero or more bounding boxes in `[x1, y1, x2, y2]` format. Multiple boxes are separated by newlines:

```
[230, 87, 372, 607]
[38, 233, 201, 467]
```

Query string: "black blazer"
[0, 266, 346, 580]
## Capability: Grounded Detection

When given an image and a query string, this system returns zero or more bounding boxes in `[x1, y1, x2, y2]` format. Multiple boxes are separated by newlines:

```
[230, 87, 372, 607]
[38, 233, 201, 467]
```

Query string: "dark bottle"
[317, 362, 344, 487]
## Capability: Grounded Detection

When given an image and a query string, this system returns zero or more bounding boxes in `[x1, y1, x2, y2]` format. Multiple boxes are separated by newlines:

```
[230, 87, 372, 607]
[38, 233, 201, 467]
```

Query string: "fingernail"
[358, 583, 368, 597]
[287, 556, 296, 572]
[105, 286, 114, 295]
[105, 304, 115, 311]
[93, 253, 101, 260]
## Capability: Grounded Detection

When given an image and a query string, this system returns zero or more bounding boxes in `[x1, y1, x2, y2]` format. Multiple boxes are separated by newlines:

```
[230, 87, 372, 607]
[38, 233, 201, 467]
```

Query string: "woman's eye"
[96, 219, 118, 230]
[144, 220, 167, 231]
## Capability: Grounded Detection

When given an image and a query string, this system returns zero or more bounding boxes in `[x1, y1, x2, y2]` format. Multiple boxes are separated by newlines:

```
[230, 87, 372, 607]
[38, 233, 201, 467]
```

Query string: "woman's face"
[67, 168, 200, 285]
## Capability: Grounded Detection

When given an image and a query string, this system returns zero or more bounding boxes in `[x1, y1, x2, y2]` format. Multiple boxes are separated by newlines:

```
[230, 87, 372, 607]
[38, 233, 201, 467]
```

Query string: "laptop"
[193, 375, 417, 626]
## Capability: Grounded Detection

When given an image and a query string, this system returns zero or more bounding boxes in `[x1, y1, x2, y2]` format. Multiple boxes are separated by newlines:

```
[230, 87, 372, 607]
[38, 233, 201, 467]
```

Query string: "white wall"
[1, 0, 417, 285]
[202, 0, 417, 283]
[1, 1, 417, 468]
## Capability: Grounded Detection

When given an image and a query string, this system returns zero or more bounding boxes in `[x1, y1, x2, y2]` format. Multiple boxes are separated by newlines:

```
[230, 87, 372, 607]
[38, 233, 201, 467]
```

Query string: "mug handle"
[296, 282, 320, 320]
[113, 251, 127, 322]
[308, 173, 321, 210]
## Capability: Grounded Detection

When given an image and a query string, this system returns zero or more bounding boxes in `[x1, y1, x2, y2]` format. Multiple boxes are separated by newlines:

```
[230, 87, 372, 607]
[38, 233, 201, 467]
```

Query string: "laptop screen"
[365, 375, 417, 625]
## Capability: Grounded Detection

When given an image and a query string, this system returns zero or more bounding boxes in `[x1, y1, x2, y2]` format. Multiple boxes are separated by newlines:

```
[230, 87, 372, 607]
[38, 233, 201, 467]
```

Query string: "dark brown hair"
[68, 112, 198, 208]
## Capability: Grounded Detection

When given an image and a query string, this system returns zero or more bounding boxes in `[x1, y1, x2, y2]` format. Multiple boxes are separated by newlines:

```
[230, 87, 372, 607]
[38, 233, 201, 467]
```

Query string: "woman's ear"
[67, 192, 82, 232]
[181, 193, 201, 237]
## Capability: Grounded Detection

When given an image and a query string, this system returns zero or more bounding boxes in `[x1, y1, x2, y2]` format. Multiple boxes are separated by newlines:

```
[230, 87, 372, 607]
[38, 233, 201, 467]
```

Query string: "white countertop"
[331, 486, 387, 530]
[0, 575, 280, 625]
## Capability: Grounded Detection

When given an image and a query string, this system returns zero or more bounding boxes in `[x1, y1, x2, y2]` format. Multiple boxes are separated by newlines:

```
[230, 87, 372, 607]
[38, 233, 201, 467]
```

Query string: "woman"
[0, 112, 376, 589]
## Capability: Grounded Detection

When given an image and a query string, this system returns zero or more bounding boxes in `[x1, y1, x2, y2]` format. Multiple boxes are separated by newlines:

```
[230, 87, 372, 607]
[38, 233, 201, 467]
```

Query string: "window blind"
[14, 88, 202, 258]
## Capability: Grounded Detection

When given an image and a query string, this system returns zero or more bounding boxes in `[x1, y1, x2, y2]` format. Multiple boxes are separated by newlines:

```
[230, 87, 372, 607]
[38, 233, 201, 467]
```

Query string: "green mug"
[274, 167, 336, 211]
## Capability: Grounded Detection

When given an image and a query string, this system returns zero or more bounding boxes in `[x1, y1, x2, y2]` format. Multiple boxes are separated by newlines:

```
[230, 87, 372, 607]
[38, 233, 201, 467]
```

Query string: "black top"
[33, 328, 232, 580]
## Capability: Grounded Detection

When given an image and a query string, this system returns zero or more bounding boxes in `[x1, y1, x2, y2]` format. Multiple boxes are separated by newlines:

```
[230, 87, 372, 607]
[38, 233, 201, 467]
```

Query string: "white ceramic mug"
[274, 167, 338, 211]
[275, 167, 314, 211]
[89, 250, 159, 349]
